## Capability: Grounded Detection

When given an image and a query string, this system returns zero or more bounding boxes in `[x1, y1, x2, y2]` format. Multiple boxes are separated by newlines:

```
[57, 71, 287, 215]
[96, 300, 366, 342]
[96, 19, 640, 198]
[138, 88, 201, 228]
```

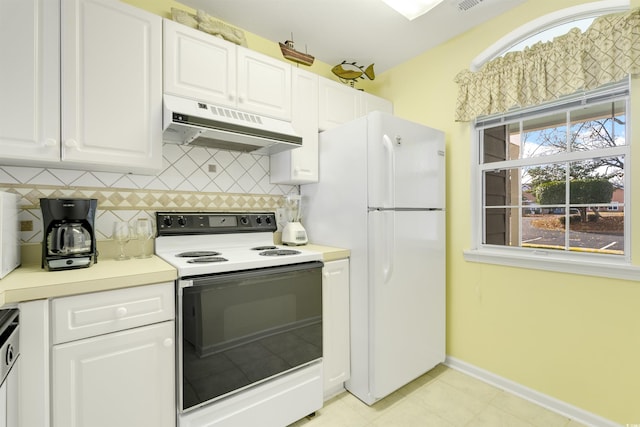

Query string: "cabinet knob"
[115, 307, 128, 318]
[64, 139, 78, 148]
[44, 138, 57, 147]
[163, 338, 173, 348]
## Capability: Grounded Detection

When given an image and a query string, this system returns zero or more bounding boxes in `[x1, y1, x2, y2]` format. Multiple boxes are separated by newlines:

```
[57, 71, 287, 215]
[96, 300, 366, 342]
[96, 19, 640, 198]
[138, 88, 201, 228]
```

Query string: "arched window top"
[471, 0, 630, 71]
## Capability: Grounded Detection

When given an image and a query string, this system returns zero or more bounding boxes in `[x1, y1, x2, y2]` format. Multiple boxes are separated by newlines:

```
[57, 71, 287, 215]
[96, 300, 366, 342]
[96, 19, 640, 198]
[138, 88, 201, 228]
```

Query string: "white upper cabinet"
[163, 19, 236, 108]
[60, 0, 162, 173]
[318, 78, 393, 131]
[0, 0, 60, 163]
[164, 20, 292, 121]
[318, 79, 361, 131]
[236, 48, 292, 120]
[270, 68, 318, 184]
[0, 0, 163, 174]
[361, 90, 394, 116]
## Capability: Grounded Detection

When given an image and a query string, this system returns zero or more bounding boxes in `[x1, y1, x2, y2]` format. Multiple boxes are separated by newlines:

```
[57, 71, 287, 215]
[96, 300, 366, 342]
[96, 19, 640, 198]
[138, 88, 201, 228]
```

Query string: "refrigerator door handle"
[382, 135, 395, 208]
[383, 211, 394, 284]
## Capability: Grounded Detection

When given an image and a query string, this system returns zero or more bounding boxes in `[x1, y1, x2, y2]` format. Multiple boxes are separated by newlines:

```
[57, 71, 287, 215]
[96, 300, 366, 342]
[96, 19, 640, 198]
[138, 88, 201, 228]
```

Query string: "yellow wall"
[124, 0, 638, 423]
[378, 0, 640, 424]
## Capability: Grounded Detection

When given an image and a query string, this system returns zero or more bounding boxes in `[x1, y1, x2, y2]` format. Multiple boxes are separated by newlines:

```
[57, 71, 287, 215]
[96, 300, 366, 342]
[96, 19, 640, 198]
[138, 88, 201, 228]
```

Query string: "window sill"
[463, 248, 640, 282]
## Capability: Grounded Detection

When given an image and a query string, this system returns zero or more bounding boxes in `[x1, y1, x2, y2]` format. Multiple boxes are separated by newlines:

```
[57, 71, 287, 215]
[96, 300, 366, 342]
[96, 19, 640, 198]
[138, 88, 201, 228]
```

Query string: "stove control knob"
[163, 216, 173, 227]
[177, 215, 187, 226]
[256, 217, 262, 224]
[240, 216, 249, 225]
[265, 216, 272, 224]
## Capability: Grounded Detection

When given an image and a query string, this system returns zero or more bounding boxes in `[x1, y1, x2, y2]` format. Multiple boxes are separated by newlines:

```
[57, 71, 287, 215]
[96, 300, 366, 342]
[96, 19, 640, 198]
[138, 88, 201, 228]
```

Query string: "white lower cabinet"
[52, 321, 174, 427]
[50, 283, 175, 427]
[322, 259, 350, 399]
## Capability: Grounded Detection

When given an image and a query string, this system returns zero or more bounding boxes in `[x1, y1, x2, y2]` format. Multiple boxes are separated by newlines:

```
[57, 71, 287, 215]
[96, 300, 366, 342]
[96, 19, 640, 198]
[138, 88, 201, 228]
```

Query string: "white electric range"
[155, 211, 324, 427]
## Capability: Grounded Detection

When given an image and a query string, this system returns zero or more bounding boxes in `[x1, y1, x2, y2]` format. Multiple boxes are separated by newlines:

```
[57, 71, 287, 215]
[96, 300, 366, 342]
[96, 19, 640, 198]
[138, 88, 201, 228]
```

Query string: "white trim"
[444, 357, 622, 427]
[463, 248, 640, 282]
[470, 0, 630, 71]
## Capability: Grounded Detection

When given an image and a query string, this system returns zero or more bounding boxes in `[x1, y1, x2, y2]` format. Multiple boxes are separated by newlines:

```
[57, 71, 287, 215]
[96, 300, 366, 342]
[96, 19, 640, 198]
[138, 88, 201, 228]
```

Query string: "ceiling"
[179, 0, 527, 73]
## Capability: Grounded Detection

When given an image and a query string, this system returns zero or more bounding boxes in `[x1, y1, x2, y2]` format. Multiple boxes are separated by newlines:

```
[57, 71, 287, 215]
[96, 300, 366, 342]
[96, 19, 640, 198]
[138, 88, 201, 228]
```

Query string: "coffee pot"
[40, 198, 97, 270]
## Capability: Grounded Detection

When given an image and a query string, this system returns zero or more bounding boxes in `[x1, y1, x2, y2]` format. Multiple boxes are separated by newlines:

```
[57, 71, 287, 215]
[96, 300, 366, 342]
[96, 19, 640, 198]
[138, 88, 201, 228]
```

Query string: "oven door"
[178, 261, 323, 413]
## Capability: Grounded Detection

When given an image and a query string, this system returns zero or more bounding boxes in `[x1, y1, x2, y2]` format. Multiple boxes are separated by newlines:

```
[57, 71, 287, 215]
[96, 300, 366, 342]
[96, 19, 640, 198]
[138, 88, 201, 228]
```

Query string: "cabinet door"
[270, 68, 318, 184]
[361, 92, 393, 115]
[0, 0, 60, 164]
[322, 258, 350, 398]
[318, 79, 360, 131]
[52, 321, 175, 427]
[60, 0, 162, 174]
[163, 19, 236, 107]
[237, 47, 292, 120]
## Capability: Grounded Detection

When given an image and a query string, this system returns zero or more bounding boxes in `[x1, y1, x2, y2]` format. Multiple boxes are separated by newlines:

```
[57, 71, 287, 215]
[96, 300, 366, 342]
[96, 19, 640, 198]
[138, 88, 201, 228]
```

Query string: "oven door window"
[180, 261, 323, 411]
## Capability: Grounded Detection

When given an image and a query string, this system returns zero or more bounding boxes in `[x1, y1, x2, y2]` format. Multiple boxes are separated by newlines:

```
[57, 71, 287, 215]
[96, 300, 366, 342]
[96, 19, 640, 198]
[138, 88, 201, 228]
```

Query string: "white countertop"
[0, 242, 349, 306]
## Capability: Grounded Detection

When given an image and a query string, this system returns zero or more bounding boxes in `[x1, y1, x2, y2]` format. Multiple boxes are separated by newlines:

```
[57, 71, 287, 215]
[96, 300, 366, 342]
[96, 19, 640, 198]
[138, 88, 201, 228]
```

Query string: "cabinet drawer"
[52, 282, 175, 344]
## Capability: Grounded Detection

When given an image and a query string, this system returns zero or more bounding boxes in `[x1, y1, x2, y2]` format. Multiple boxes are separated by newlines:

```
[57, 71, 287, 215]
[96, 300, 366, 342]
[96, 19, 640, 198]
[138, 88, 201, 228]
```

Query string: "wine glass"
[135, 218, 154, 259]
[112, 221, 132, 261]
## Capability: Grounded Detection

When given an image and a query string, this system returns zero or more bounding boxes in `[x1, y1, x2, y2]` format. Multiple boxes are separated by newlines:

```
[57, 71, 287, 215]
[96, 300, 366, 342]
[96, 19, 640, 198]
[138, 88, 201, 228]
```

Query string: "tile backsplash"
[1, 144, 296, 244]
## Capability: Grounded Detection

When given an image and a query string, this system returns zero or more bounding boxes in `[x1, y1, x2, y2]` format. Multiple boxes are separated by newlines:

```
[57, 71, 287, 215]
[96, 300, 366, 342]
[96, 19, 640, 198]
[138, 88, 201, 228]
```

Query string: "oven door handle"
[184, 261, 324, 289]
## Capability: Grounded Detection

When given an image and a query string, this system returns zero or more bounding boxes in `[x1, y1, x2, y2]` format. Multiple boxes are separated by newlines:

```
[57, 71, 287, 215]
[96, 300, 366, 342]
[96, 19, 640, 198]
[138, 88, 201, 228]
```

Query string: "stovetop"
[154, 212, 321, 277]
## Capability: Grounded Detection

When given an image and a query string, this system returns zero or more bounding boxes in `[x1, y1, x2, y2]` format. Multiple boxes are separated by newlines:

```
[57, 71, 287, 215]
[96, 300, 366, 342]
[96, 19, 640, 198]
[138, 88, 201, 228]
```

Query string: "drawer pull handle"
[115, 307, 128, 318]
[163, 338, 173, 348]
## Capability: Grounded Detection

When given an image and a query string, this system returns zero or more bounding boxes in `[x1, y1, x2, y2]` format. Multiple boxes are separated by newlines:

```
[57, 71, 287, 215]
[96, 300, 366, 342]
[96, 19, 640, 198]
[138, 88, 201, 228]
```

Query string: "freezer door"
[367, 112, 445, 209]
[367, 209, 445, 401]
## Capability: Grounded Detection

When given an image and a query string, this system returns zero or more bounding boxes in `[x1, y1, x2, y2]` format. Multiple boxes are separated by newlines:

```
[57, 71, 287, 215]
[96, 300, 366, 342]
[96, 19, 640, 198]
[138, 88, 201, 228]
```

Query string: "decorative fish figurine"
[331, 61, 375, 82]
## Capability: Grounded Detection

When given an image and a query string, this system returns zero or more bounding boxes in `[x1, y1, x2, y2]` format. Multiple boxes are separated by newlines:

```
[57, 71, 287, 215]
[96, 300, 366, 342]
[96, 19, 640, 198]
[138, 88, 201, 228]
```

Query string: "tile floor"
[290, 365, 588, 427]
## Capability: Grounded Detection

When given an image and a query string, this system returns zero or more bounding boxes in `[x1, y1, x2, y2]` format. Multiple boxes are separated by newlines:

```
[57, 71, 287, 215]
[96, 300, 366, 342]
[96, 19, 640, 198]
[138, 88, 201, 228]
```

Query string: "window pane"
[484, 168, 519, 207]
[482, 125, 507, 164]
[524, 163, 567, 205]
[570, 101, 626, 152]
[484, 207, 519, 246]
[568, 157, 623, 204]
[568, 209, 624, 254]
[523, 206, 567, 250]
[521, 111, 567, 158]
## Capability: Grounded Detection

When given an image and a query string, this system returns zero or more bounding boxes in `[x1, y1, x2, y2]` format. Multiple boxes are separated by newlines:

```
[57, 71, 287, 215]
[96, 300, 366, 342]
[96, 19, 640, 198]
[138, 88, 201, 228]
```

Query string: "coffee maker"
[40, 198, 98, 270]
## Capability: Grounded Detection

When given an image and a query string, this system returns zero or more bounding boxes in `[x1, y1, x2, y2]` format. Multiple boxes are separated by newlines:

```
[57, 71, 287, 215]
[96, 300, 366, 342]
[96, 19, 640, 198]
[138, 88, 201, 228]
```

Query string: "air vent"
[457, 0, 484, 11]
[209, 105, 263, 125]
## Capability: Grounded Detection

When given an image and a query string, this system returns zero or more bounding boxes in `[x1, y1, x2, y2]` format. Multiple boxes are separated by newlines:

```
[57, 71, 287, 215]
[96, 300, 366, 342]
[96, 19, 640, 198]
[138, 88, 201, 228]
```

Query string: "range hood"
[162, 94, 302, 155]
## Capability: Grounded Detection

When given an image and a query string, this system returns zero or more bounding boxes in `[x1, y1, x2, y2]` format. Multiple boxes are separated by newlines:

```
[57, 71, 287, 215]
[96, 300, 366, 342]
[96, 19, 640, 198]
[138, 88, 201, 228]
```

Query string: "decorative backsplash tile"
[1, 144, 297, 244]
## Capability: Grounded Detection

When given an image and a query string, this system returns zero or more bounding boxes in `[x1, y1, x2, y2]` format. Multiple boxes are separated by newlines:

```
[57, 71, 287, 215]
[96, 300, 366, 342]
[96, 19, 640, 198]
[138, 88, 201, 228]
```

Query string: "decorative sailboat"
[279, 34, 314, 66]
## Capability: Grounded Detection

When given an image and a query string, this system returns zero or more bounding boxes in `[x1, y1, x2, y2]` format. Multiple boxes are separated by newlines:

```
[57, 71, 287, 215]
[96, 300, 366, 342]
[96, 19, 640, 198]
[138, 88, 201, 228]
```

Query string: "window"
[475, 84, 629, 259]
[461, 2, 640, 280]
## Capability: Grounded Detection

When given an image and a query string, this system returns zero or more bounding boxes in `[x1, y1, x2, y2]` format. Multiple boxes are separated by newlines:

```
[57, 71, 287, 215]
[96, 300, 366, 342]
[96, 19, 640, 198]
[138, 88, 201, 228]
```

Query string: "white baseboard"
[444, 356, 622, 427]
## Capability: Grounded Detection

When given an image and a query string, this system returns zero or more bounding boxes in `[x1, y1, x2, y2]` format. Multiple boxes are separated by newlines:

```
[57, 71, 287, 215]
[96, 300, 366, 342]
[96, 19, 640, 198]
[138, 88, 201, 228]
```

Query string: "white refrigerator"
[301, 111, 445, 405]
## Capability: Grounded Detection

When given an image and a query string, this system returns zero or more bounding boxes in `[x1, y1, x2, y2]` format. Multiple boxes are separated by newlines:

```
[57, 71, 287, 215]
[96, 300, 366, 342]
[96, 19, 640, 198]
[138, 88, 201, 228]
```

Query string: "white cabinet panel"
[0, 0, 60, 163]
[318, 78, 393, 131]
[164, 20, 291, 121]
[322, 258, 350, 398]
[52, 321, 175, 427]
[237, 48, 292, 120]
[0, 0, 162, 174]
[163, 18, 236, 107]
[318, 79, 360, 131]
[60, 0, 162, 173]
[51, 282, 174, 344]
[270, 68, 318, 184]
[361, 91, 393, 115]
